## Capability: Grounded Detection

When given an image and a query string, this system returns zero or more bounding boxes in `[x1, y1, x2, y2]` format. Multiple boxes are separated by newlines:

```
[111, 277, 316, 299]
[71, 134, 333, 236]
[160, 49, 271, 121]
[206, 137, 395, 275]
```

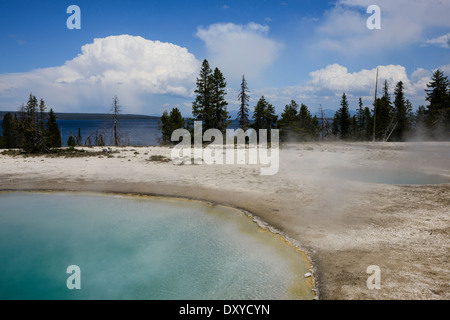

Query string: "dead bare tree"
[111, 95, 121, 146]
[372, 68, 379, 142]
[383, 117, 398, 142]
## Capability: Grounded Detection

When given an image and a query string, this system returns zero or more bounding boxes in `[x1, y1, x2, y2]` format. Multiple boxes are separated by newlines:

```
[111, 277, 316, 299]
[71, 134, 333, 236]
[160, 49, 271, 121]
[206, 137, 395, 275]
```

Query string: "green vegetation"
[147, 155, 171, 162]
[237, 75, 250, 130]
[424, 69, 450, 139]
[0, 93, 62, 152]
[159, 108, 186, 145]
[192, 59, 230, 133]
[0, 148, 119, 158]
[158, 60, 450, 143]
[2, 67, 448, 150]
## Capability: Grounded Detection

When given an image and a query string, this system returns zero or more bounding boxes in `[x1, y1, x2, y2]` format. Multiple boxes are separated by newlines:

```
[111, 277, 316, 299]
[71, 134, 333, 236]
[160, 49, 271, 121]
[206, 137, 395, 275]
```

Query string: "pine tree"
[298, 103, 318, 141]
[210, 67, 230, 132]
[363, 106, 373, 141]
[392, 81, 412, 141]
[278, 100, 299, 141]
[46, 109, 62, 148]
[192, 59, 213, 130]
[2, 94, 63, 152]
[1, 112, 18, 148]
[333, 93, 351, 139]
[252, 96, 278, 141]
[159, 108, 186, 144]
[373, 81, 392, 140]
[159, 110, 171, 144]
[237, 75, 250, 130]
[25, 93, 38, 127]
[355, 98, 366, 140]
[38, 99, 47, 131]
[424, 69, 450, 137]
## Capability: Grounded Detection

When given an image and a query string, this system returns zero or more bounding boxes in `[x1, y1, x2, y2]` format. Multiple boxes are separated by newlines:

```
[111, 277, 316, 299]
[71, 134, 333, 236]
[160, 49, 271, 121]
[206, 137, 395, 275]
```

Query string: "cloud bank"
[249, 63, 439, 113]
[0, 35, 200, 113]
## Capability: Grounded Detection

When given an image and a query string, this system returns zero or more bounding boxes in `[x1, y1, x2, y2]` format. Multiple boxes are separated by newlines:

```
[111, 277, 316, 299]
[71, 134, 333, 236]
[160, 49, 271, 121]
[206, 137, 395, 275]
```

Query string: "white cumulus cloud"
[0, 35, 200, 113]
[254, 64, 437, 113]
[309, 64, 410, 93]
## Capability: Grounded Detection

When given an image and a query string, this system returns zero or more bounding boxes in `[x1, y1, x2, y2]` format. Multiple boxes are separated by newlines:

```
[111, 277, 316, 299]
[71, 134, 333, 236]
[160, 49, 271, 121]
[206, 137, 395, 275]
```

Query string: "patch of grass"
[147, 155, 171, 163]
[1, 148, 119, 158]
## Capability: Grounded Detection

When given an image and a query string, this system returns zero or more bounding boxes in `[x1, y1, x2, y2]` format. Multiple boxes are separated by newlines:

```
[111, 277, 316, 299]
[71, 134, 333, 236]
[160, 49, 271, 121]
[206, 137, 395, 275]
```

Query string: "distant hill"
[0, 111, 158, 121]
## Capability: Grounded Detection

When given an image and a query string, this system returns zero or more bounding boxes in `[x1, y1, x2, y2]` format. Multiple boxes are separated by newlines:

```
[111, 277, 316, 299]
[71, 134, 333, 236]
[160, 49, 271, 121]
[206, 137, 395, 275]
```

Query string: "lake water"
[0, 118, 243, 147]
[0, 192, 313, 300]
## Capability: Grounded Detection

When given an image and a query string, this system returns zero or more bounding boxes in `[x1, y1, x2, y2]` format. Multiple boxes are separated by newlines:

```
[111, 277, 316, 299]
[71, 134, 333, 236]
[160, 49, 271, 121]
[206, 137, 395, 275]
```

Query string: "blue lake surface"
[57, 119, 162, 146]
[0, 192, 313, 300]
[0, 118, 243, 147]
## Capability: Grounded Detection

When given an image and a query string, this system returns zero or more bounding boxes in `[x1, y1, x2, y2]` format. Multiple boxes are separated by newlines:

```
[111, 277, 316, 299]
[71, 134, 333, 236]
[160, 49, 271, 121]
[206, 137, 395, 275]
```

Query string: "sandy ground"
[0, 141, 449, 300]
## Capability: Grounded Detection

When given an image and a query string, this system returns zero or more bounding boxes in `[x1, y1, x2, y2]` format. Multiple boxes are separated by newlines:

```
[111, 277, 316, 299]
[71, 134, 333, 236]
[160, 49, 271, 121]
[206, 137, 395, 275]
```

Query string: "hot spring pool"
[0, 192, 313, 300]
[332, 167, 450, 185]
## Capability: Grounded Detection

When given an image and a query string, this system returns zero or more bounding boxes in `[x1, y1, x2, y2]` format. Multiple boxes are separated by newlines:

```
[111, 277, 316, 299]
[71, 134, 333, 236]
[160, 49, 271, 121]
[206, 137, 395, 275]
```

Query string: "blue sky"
[0, 0, 449, 116]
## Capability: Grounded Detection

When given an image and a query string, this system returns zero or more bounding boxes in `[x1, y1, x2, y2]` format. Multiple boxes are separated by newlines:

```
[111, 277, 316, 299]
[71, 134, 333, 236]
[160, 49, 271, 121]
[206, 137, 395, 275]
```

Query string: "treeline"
[0, 94, 62, 152]
[0, 94, 131, 152]
[160, 61, 450, 143]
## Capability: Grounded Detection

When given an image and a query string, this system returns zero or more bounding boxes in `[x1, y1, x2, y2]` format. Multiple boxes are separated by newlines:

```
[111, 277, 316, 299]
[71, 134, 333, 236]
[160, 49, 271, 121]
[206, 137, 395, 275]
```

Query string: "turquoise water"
[0, 192, 312, 300]
[333, 167, 450, 185]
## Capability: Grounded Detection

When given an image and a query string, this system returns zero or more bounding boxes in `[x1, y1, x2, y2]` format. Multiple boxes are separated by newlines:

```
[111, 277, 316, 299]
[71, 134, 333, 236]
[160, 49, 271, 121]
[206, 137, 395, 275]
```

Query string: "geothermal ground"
[1, 141, 449, 299]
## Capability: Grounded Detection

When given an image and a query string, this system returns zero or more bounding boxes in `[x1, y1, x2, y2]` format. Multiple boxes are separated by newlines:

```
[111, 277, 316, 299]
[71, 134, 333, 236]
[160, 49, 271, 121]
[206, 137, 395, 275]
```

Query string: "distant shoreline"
[0, 111, 159, 121]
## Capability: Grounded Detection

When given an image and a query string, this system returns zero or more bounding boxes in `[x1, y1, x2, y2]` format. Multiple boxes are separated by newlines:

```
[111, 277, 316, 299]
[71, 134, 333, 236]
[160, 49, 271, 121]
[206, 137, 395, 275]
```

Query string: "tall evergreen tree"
[373, 80, 392, 140]
[392, 81, 412, 141]
[159, 108, 186, 144]
[278, 100, 299, 141]
[355, 98, 366, 140]
[38, 99, 47, 131]
[298, 103, 318, 141]
[363, 106, 373, 141]
[21, 94, 45, 153]
[192, 60, 229, 132]
[252, 96, 278, 141]
[1, 94, 62, 152]
[46, 108, 62, 148]
[210, 67, 230, 132]
[424, 69, 450, 137]
[159, 110, 171, 144]
[1, 112, 18, 148]
[237, 75, 250, 130]
[25, 93, 38, 126]
[192, 59, 213, 130]
[332, 92, 351, 139]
